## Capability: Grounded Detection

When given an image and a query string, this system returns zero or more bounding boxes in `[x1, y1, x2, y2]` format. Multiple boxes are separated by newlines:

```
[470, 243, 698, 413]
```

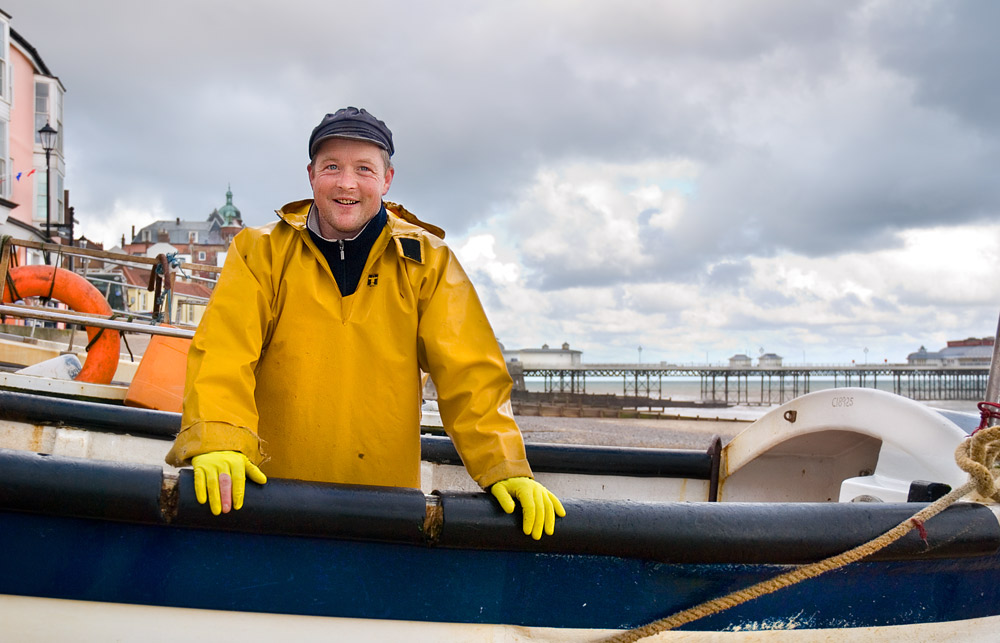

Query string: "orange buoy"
[2, 265, 120, 384]
[123, 330, 191, 412]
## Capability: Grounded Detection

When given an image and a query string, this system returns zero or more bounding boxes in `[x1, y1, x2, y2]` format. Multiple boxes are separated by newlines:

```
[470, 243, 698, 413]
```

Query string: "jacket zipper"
[338, 240, 347, 293]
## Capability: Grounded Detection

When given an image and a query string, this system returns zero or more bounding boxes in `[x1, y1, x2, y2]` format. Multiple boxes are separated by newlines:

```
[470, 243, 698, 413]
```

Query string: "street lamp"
[38, 122, 58, 241]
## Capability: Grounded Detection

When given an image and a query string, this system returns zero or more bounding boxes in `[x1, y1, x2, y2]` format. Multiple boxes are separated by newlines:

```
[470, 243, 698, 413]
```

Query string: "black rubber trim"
[0, 448, 164, 523]
[0, 448, 428, 545]
[1, 448, 997, 565]
[435, 491, 1000, 563]
[422, 434, 713, 479]
[0, 389, 179, 439]
[173, 469, 428, 544]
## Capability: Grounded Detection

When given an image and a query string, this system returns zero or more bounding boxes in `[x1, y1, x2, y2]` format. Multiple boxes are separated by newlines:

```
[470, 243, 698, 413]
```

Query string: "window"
[198, 251, 206, 261]
[35, 82, 49, 143]
[141, 229, 150, 242]
[0, 121, 6, 198]
[0, 26, 7, 101]
[54, 90, 63, 153]
[35, 171, 47, 224]
[189, 231, 198, 243]
[56, 174, 64, 224]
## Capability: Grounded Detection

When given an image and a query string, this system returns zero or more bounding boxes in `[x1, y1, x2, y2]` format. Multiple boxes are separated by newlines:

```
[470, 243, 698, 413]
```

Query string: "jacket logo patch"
[398, 237, 422, 263]
[367, 274, 378, 287]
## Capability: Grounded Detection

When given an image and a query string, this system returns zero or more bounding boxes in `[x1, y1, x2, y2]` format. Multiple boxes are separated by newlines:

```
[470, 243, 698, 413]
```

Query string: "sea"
[523, 376, 983, 415]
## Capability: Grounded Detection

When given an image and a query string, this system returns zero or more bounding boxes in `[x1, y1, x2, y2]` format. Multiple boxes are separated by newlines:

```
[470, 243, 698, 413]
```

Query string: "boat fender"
[2, 265, 120, 384]
[15, 354, 83, 380]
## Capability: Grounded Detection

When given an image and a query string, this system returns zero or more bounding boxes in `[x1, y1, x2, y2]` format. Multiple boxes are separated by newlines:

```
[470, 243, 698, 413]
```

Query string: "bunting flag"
[15, 169, 36, 181]
[14, 172, 19, 181]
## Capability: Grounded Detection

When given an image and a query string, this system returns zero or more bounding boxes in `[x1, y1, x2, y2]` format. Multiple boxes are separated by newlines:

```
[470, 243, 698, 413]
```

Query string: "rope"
[0, 236, 10, 323]
[603, 422, 1000, 642]
[44, 263, 58, 301]
[3, 270, 21, 304]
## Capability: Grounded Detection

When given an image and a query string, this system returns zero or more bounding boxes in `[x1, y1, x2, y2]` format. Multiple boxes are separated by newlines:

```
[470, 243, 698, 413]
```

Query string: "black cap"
[308, 107, 394, 159]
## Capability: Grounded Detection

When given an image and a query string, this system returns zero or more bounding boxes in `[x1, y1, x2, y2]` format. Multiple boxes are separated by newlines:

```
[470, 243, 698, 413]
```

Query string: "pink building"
[0, 9, 66, 264]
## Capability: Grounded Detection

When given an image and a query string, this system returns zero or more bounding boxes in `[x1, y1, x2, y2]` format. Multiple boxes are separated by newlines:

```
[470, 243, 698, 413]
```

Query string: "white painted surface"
[421, 460, 710, 501]
[0, 421, 176, 471]
[0, 368, 128, 402]
[2, 594, 998, 642]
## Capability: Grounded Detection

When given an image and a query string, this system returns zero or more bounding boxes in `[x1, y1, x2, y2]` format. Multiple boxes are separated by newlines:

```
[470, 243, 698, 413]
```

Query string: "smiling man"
[165, 107, 565, 540]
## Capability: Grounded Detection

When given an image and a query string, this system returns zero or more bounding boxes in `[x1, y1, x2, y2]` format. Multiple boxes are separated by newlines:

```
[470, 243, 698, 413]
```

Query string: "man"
[166, 107, 565, 539]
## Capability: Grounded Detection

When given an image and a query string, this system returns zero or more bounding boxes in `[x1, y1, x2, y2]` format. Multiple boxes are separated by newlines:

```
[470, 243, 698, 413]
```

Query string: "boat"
[2, 239, 1000, 640]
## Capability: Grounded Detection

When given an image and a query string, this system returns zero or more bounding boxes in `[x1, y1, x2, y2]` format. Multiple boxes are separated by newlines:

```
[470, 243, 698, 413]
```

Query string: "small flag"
[26, 169, 35, 178]
[14, 172, 20, 181]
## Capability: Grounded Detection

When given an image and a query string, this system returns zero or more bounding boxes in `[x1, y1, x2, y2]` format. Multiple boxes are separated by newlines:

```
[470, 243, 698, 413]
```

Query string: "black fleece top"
[308, 203, 388, 297]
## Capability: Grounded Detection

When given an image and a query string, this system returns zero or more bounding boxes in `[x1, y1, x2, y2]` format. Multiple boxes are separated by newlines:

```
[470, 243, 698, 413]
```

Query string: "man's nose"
[336, 171, 359, 188]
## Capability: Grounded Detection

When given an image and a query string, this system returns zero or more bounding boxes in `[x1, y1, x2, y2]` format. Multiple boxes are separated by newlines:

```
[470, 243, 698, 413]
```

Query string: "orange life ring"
[2, 265, 120, 384]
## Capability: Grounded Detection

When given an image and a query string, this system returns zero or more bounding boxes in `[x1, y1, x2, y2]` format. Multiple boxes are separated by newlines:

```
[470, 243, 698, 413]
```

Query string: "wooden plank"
[0, 237, 11, 300]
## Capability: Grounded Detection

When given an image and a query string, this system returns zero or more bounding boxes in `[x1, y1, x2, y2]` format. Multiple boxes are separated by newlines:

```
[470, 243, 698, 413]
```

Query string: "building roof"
[2, 215, 49, 241]
[133, 188, 244, 244]
[11, 27, 64, 89]
[133, 219, 224, 245]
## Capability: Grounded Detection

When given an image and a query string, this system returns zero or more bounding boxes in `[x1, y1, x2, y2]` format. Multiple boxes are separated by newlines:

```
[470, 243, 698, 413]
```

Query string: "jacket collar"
[277, 199, 440, 240]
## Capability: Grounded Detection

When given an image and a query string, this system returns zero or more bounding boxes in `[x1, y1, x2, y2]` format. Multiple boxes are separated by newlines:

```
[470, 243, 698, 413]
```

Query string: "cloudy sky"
[8, 1, 1000, 364]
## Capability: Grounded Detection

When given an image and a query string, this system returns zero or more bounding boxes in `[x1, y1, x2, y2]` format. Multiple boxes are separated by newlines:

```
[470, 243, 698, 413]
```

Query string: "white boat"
[2, 242, 1000, 640]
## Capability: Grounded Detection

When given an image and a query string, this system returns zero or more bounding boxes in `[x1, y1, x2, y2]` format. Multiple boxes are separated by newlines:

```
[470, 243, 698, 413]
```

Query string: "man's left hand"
[490, 477, 566, 540]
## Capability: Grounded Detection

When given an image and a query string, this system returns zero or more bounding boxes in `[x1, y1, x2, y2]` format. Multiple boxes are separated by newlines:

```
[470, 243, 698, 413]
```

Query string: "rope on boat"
[604, 418, 1000, 643]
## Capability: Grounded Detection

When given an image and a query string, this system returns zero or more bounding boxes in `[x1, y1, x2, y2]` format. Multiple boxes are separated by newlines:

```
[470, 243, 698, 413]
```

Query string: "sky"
[7, 0, 1000, 365]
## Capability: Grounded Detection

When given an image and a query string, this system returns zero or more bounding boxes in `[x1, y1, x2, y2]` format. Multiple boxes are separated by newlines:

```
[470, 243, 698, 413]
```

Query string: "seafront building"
[88, 187, 245, 326]
[502, 342, 582, 369]
[0, 10, 66, 266]
[906, 337, 994, 367]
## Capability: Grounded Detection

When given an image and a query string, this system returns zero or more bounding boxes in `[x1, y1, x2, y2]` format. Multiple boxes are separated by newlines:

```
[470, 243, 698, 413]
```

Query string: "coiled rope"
[603, 408, 1000, 642]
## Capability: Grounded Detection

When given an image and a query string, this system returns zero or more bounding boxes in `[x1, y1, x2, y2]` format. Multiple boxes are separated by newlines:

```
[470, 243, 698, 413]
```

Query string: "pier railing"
[519, 364, 990, 404]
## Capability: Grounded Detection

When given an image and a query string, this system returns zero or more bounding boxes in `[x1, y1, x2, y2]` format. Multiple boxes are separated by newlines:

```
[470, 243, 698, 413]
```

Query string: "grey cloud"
[704, 260, 751, 290]
[9, 0, 1000, 363]
[865, 1, 1000, 135]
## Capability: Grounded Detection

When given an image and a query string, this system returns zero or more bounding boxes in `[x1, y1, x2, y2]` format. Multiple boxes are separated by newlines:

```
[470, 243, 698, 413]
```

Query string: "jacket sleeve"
[416, 242, 532, 488]
[165, 228, 275, 467]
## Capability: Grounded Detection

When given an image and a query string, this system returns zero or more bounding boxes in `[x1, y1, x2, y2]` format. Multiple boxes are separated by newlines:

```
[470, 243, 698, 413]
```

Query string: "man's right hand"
[191, 451, 268, 515]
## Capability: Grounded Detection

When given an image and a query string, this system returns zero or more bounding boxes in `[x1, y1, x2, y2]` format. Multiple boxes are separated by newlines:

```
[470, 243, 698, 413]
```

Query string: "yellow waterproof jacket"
[165, 199, 532, 489]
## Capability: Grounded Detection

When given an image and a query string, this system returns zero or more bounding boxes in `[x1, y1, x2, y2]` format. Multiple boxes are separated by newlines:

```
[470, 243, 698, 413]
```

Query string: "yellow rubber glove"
[491, 477, 566, 540]
[191, 450, 267, 515]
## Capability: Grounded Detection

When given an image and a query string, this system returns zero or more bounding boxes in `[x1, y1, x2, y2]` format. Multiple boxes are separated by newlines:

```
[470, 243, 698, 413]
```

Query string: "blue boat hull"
[3, 501, 1000, 632]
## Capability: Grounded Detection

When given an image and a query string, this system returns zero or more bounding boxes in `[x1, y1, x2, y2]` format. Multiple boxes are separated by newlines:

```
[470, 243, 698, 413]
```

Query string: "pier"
[513, 364, 990, 404]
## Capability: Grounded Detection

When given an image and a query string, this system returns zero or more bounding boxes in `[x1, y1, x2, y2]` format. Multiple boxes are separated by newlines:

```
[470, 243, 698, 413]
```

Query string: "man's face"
[308, 137, 394, 240]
